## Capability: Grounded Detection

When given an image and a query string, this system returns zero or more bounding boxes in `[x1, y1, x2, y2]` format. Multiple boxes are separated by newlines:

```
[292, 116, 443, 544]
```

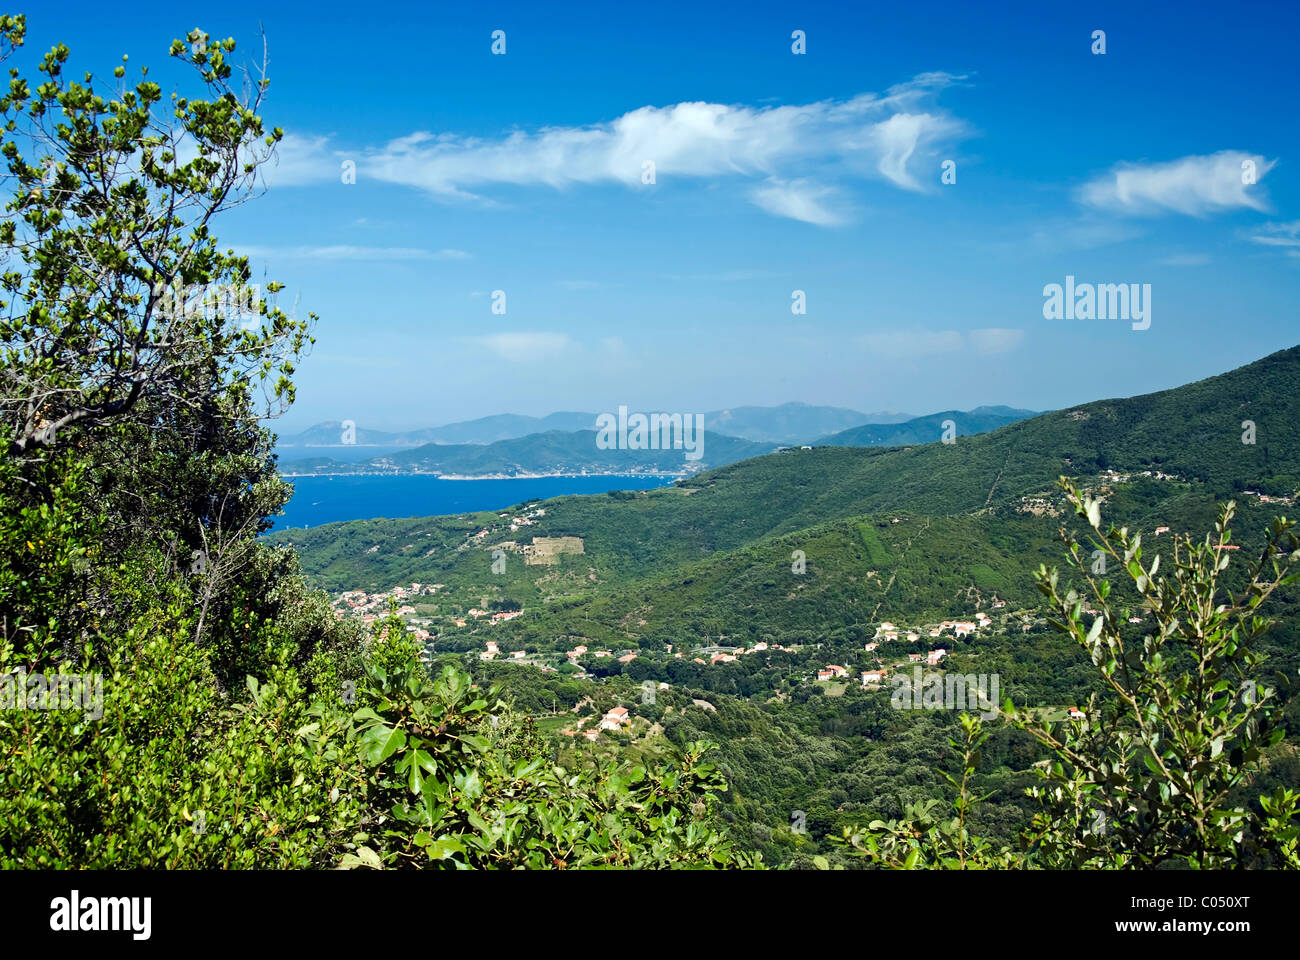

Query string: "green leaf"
[360, 724, 407, 765]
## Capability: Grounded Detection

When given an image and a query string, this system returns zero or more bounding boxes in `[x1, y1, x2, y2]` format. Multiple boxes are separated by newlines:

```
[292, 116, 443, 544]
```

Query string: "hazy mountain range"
[276, 402, 920, 451]
[278, 430, 777, 477]
[275, 405, 1039, 477]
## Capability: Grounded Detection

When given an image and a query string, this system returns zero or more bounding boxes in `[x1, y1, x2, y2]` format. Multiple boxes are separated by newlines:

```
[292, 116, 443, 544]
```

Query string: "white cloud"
[463, 332, 571, 363]
[271, 74, 969, 225]
[261, 133, 340, 187]
[1247, 220, 1300, 248]
[1024, 218, 1143, 252]
[1077, 151, 1275, 216]
[750, 178, 845, 226]
[968, 328, 1024, 355]
[600, 337, 632, 364]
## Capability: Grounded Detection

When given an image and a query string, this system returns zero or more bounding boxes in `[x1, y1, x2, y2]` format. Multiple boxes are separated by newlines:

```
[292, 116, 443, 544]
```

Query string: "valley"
[272, 345, 1300, 866]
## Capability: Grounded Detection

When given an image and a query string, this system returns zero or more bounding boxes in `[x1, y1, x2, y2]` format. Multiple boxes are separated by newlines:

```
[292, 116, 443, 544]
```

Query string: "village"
[324, 473, 1214, 743]
[820, 609, 1004, 689]
[326, 573, 1137, 738]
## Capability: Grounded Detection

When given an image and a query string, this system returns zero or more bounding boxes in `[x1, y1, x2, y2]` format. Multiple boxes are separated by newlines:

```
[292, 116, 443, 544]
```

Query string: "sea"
[267, 473, 677, 532]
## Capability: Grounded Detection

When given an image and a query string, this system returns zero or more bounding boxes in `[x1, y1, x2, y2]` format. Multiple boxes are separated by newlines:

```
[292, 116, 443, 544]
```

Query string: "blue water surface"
[269, 474, 676, 532]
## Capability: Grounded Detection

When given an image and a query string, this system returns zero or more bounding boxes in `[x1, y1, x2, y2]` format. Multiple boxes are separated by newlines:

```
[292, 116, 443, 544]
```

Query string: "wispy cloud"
[462, 332, 572, 363]
[750, 178, 845, 226]
[235, 245, 471, 262]
[600, 337, 632, 364]
[1246, 220, 1300, 248]
[968, 328, 1025, 355]
[1077, 150, 1275, 216]
[1024, 218, 1143, 252]
[263, 133, 339, 188]
[859, 330, 964, 358]
[270, 74, 970, 225]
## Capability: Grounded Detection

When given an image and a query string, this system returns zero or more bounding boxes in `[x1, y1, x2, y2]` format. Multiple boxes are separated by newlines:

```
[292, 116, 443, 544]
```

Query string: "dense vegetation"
[815, 405, 1035, 446]
[3, 12, 1298, 871]
[281, 345, 1300, 867]
[0, 19, 745, 869]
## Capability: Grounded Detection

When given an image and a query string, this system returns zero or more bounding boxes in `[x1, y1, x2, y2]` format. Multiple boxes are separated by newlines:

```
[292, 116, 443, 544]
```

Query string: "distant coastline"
[268, 472, 679, 531]
[279, 470, 688, 480]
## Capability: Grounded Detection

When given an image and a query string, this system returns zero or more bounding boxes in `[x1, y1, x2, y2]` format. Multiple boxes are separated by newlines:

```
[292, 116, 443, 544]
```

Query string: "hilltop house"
[600, 706, 631, 731]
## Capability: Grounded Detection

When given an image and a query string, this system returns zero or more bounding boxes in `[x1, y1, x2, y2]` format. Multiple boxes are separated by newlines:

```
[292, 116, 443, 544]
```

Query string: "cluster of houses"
[690, 641, 789, 664]
[333, 579, 534, 642]
[458, 607, 523, 626]
[852, 648, 948, 687]
[333, 583, 442, 641]
[1020, 467, 1189, 518]
[479, 639, 533, 661]
[1244, 490, 1295, 506]
[811, 611, 1011, 688]
[872, 611, 999, 644]
[466, 506, 547, 545]
[565, 645, 638, 664]
[502, 506, 545, 532]
[1098, 468, 1184, 485]
[562, 704, 639, 741]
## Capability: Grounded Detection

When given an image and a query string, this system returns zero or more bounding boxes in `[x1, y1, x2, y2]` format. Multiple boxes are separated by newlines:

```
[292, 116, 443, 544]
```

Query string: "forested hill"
[278, 429, 775, 477]
[276, 345, 1300, 596]
[814, 406, 1036, 446]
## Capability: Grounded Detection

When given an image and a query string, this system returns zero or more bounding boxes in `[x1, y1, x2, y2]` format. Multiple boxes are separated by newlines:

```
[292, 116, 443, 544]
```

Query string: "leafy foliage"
[838, 483, 1300, 869]
[0, 20, 742, 872]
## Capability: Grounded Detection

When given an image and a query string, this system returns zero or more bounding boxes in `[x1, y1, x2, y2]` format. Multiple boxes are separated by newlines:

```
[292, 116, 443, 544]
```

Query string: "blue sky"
[28, 0, 1300, 431]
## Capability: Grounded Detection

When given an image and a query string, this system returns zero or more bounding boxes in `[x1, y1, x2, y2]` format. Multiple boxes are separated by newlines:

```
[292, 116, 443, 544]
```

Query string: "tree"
[838, 478, 1300, 869]
[1012, 480, 1300, 868]
[0, 21, 310, 456]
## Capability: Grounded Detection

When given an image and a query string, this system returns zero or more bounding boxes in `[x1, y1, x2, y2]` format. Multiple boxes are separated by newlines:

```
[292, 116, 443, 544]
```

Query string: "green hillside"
[278, 428, 775, 477]
[11, 14, 1298, 876]
[277, 345, 1300, 595]
[815, 406, 1036, 446]
[267, 344, 1300, 869]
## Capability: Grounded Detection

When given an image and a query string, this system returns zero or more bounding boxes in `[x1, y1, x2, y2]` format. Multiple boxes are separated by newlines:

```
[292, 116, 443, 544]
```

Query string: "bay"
[268, 473, 676, 532]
